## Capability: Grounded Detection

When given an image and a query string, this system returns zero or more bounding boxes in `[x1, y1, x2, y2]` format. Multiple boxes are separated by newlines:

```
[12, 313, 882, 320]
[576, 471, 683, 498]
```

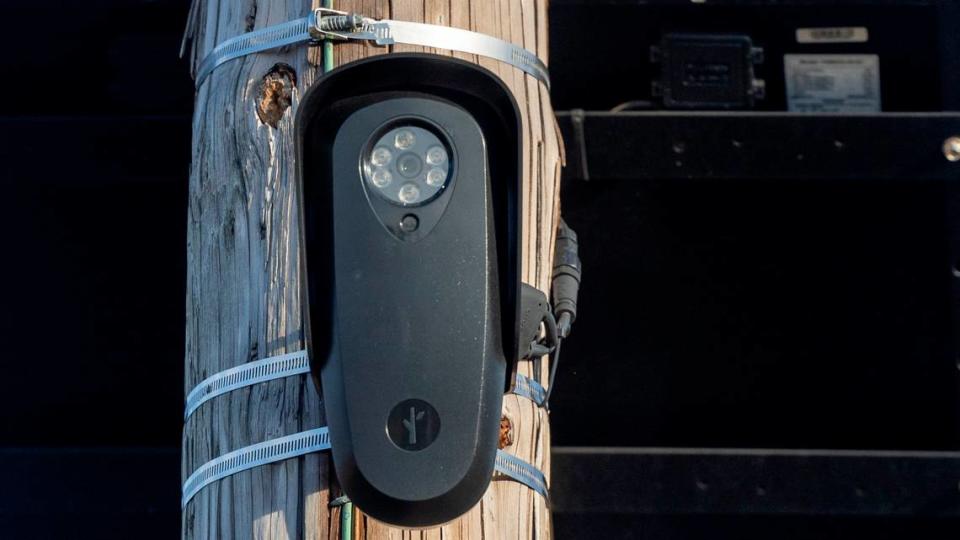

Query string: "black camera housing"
[296, 54, 522, 526]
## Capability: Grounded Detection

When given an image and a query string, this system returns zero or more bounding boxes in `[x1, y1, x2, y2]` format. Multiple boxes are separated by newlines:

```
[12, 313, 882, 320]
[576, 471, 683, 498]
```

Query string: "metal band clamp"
[195, 8, 550, 90]
[182, 427, 331, 508]
[182, 426, 547, 509]
[184, 350, 310, 420]
[183, 352, 547, 424]
[182, 351, 551, 508]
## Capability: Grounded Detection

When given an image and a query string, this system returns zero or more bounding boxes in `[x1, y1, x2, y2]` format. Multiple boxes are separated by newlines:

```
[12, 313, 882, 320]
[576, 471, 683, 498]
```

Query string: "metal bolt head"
[944, 137, 960, 162]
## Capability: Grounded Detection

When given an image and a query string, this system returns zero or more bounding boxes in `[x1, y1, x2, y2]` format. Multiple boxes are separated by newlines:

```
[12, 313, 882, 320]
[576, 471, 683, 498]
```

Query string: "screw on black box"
[944, 137, 960, 162]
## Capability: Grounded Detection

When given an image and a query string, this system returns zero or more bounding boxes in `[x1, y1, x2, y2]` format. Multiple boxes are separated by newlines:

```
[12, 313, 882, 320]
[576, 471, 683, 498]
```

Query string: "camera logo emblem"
[388, 399, 440, 451]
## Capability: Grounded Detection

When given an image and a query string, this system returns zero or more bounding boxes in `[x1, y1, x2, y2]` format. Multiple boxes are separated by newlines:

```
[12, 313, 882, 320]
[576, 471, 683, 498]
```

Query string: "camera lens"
[396, 153, 423, 179]
[365, 124, 452, 206]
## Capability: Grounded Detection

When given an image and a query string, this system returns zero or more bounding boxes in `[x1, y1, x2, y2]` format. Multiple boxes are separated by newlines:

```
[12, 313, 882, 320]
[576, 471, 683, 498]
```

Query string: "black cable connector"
[516, 219, 581, 405]
[552, 219, 581, 339]
[544, 218, 581, 405]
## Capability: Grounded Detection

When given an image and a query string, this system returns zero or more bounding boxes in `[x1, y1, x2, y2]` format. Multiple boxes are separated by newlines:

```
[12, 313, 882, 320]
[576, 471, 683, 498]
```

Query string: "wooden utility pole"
[181, 0, 562, 538]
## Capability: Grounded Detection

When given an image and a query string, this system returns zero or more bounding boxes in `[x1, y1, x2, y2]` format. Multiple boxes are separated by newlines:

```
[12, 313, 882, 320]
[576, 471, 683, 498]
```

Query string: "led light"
[426, 167, 447, 187]
[395, 130, 416, 150]
[398, 183, 420, 204]
[426, 146, 447, 165]
[371, 168, 393, 188]
[371, 146, 392, 166]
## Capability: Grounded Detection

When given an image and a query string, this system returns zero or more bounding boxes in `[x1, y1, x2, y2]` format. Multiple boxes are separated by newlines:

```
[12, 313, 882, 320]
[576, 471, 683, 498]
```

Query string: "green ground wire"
[331, 494, 353, 540]
[342, 501, 354, 540]
[319, 0, 343, 529]
[322, 0, 335, 72]
[323, 39, 335, 72]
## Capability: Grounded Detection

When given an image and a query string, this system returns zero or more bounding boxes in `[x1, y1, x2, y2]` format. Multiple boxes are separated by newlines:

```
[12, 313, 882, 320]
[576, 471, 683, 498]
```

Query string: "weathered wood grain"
[182, 0, 562, 538]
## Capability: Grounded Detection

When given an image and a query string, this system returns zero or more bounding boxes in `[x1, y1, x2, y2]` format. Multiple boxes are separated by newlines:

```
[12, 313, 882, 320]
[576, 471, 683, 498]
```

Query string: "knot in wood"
[499, 415, 514, 449]
[256, 63, 297, 128]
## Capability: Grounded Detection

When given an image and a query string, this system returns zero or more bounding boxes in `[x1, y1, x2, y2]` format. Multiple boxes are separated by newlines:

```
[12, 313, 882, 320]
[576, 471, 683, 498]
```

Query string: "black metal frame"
[557, 112, 960, 182]
[551, 110, 960, 521]
[552, 447, 960, 517]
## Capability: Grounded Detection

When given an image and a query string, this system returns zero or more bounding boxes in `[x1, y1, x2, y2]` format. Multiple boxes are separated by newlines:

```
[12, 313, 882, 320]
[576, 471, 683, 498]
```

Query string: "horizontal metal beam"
[556, 112, 960, 182]
[4, 445, 960, 539]
[551, 0, 942, 5]
[552, 447, 960, 516]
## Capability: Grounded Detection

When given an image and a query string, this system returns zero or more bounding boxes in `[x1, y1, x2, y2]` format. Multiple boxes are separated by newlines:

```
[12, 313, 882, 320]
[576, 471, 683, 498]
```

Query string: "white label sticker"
[784, 54, 881, 113]
[797, 27, 869, 44]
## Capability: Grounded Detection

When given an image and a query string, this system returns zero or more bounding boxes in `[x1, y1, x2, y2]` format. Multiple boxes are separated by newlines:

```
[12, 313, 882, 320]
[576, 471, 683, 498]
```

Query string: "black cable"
[610, 100, 656, 113]
[544, 338, 561, 406]
[544, 219, 581, 406]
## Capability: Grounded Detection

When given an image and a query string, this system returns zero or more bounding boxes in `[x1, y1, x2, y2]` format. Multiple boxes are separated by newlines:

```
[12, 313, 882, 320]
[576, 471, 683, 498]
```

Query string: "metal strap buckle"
[194, 9, 550, 90]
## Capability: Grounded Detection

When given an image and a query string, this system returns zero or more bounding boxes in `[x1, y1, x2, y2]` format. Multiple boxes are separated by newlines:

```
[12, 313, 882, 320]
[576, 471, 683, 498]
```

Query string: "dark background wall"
[2, 0, 960, 538]
[1, 1, 191, 537]
[0, 0, 191, 449]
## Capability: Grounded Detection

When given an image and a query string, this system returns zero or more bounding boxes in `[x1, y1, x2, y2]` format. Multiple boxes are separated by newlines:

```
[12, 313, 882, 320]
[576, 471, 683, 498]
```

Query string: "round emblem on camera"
[387, 399, 440, 451]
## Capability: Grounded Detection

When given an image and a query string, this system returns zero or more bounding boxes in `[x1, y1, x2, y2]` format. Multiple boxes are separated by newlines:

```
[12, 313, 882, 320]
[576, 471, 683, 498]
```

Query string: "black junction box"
[651, 33, 764, 109]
